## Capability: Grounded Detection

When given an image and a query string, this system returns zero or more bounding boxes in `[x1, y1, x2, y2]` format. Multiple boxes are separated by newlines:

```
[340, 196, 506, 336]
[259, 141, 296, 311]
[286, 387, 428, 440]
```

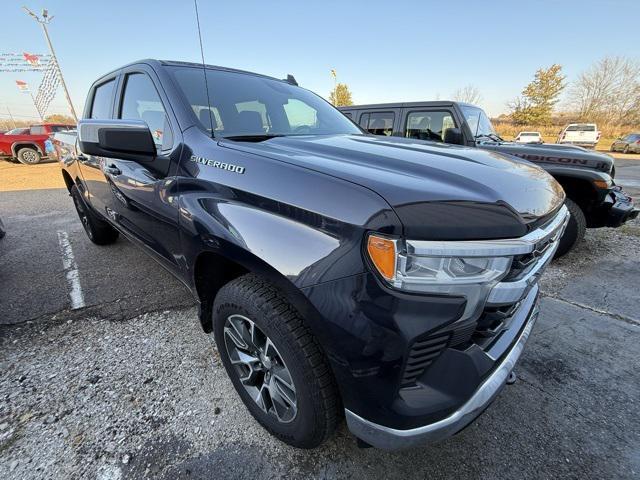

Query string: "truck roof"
[339, 101, 477, 110]
[94, 59, 293, 86]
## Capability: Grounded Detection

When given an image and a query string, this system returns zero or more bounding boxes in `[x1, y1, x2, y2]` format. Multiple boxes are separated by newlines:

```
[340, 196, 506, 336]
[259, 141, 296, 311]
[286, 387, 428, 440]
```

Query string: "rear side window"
[360, 112, 395, 136]
[567, 124, 596, 132]
[119, 73, 172, 149]
[90, 79, 115, 119]
[30, 125, 45, 135]
[405, 111, 456, 142]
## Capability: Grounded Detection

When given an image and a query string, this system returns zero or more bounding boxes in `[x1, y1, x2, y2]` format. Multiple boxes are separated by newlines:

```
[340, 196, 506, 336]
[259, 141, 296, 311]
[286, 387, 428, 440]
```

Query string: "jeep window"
[119, 73, 171, 149]
[30, 125, 45, 135]
[169, 66, 361, 138]
[405, 111, 456, 142]
[460, 105, 496, 139]
[359, 112, 395, 136]
[90, 79, 115, 119]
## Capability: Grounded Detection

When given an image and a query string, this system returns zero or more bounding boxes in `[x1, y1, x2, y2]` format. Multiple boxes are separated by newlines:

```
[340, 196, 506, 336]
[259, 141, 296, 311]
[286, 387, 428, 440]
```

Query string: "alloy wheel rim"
[23, 150, 37, 163]
[223, 314, 297, 423]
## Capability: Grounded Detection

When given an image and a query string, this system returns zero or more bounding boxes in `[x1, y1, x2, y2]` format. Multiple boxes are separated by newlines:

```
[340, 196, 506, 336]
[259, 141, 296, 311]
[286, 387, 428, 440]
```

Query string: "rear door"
[401, 107, 460, 144]
[78, 76, 120, 217]
[357, 109, 400, 136]
[104, 66, 183, 271]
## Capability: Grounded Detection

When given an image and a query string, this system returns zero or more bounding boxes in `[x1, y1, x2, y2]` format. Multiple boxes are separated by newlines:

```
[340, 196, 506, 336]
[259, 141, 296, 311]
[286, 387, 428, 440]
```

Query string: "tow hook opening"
[506, 371, 517, 385]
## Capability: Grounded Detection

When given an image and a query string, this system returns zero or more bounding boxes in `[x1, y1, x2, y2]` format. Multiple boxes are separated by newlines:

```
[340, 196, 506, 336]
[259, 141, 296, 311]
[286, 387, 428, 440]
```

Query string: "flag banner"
[34, 58, 61, 115]
[15, 80, 30, 92]
[0, 52, 53, 72]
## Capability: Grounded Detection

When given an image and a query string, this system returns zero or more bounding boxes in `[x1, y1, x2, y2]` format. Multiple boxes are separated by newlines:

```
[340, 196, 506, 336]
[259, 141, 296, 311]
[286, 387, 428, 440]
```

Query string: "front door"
[101, 69, 182, 271]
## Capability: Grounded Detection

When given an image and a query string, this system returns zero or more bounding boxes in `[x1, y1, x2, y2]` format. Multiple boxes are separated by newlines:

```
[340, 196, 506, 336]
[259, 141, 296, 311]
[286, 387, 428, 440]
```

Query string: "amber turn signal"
[367, 235, 396, 281]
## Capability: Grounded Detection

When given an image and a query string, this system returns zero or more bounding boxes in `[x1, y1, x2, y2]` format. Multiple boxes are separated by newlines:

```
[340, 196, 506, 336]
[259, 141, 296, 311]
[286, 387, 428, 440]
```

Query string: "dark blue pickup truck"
[55, 60, 568, 450]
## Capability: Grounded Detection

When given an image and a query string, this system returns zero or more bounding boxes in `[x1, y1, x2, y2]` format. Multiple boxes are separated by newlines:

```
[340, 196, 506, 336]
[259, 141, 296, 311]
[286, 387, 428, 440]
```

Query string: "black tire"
[16, 147, 41, 165]
[554, 198, 586, 259]
[0, 217, 5, 239]
[213, 274, 340, 449]
[70, 185, 119, 245]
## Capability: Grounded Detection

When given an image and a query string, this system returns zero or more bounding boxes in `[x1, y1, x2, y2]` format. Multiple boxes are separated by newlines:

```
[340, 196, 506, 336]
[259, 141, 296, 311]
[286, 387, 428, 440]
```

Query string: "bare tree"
[452, 85, 483, 105]
[568, 56, 640, 125]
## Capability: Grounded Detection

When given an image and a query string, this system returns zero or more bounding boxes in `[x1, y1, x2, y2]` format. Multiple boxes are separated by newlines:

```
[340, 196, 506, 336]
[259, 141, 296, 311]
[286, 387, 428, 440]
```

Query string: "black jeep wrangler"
[340, 102, 638, 257]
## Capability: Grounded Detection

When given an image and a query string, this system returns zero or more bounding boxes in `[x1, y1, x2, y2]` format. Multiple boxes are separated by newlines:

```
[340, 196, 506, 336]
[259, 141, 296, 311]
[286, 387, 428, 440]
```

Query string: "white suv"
[514, 131, 542, 144]
[557, 123, 600, 148]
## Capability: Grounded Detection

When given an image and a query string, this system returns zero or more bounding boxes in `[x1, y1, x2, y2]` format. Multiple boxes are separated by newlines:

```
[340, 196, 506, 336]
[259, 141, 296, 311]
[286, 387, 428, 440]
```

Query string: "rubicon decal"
[190, 155, 245, 174]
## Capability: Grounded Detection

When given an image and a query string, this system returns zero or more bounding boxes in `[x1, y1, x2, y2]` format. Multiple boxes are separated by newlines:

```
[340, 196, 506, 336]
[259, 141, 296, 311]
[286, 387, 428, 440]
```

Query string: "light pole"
[23, 7, 78, 122]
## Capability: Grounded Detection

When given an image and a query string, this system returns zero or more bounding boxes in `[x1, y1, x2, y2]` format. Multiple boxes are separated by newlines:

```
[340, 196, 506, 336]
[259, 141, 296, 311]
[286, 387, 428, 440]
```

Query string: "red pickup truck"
[0, 123, 75, 164]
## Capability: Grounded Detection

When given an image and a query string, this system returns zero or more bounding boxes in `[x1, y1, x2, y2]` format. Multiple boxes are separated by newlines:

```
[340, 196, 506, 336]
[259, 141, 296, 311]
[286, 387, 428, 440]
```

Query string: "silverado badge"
[190, 155, 245, 174]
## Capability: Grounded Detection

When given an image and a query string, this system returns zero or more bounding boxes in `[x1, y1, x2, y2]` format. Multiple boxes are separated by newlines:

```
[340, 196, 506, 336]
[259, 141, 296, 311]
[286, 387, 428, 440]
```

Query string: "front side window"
[460, 105, 496, 140]
[90, 79, 115, 119]
[169, 66, 361, 138]
[405, 111, 456, 142]
[119, 73, 170, 148]
[361, 112, 395, 136]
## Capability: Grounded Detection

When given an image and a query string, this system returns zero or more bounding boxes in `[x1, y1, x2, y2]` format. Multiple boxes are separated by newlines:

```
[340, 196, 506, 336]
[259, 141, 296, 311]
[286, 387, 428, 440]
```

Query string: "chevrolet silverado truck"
[55, 60, 568, 450]
[0, 123, 74, 164]
[340, 102, 638, 257]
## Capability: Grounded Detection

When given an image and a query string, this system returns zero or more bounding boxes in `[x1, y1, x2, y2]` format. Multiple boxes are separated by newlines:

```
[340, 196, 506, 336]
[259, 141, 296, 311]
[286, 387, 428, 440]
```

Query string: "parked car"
[557, 123, 600, 148]
[0, 123, 75, 164]
[340, 102, 638, 257]
[514, 131, 542, 144]
[55, 59, 569, 450]
[610, 133, 640, 154]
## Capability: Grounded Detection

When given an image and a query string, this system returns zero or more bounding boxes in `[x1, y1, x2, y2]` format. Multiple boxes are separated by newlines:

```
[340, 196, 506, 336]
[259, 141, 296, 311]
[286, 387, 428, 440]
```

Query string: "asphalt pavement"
[0, 158, 639, 479]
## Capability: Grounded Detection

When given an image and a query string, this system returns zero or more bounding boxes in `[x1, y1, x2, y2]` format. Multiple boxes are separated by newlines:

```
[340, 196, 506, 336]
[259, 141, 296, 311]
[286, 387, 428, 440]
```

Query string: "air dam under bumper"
[345, 291, 540, 450]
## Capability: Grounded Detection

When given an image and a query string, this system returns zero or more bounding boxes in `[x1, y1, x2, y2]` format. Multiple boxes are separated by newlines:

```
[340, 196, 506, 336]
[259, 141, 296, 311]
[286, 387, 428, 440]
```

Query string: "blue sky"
[1, 0, 639, 122]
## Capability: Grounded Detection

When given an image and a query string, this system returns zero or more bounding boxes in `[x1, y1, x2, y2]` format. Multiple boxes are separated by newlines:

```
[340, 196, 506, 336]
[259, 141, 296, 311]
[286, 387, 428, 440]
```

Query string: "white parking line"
[57, 230, 85, 310]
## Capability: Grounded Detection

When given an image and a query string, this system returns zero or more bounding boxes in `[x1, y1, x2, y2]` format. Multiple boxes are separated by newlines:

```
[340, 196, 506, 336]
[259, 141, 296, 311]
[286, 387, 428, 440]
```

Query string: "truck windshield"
[460, 105, 499, 141]
[169, 66, 362, 139]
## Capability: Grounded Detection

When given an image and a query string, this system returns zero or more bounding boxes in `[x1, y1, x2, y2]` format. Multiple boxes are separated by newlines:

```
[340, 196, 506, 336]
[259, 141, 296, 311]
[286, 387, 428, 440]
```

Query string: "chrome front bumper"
[345, 289, 540, 450]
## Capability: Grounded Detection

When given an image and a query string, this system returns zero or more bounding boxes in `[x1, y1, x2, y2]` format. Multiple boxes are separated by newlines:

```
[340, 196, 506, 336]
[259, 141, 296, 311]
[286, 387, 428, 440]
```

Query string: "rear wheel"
[554, 198, 586, 258]
[70, 185, 119, 245]
[16, 147, 41, 165]
[213, 274, 340, 448]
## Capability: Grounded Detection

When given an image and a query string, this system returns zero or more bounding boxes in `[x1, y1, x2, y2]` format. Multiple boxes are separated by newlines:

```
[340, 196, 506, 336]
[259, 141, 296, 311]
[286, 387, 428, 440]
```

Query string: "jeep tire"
[555, 198, 586, 258]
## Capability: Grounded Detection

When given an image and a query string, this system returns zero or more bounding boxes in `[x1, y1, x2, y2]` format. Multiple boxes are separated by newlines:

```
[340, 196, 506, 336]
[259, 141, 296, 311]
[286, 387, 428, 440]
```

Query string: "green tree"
[329, 83, 353, 107]
[510, 64, 566, 125]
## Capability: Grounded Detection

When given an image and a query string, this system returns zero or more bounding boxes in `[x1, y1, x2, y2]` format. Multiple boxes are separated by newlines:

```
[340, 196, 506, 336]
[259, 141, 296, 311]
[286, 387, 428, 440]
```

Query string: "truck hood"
[221, 134, 565, 240]
[479, 141, 614, 174]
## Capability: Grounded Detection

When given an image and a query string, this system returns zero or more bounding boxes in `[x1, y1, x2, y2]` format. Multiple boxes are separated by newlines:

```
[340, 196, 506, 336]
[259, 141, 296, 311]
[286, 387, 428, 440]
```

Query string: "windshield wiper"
[222, 134, 286, 142]
[474, 133, 503, 142]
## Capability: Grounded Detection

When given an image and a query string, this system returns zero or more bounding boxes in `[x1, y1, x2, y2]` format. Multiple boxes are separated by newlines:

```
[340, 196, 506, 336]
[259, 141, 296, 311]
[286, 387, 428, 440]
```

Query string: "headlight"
[366, 234, 513, 321]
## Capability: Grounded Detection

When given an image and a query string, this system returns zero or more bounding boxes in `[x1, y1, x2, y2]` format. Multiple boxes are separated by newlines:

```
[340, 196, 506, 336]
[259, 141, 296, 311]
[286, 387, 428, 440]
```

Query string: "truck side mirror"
[444, 127, 463, 145]
[78, 119, 156, 161]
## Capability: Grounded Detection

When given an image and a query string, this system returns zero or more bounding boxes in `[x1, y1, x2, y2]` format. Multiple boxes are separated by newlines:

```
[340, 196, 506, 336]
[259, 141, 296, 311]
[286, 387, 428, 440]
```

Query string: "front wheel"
[213, 274, 341, 449]
[70, 185, 119, 245]
[554, 198, 586, 258]
[16, 147, 41, 165]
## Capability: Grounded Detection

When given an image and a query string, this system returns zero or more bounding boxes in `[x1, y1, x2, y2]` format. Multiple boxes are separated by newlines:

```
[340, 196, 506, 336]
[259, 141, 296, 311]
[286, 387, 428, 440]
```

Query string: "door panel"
[105, 68, 182, 270]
